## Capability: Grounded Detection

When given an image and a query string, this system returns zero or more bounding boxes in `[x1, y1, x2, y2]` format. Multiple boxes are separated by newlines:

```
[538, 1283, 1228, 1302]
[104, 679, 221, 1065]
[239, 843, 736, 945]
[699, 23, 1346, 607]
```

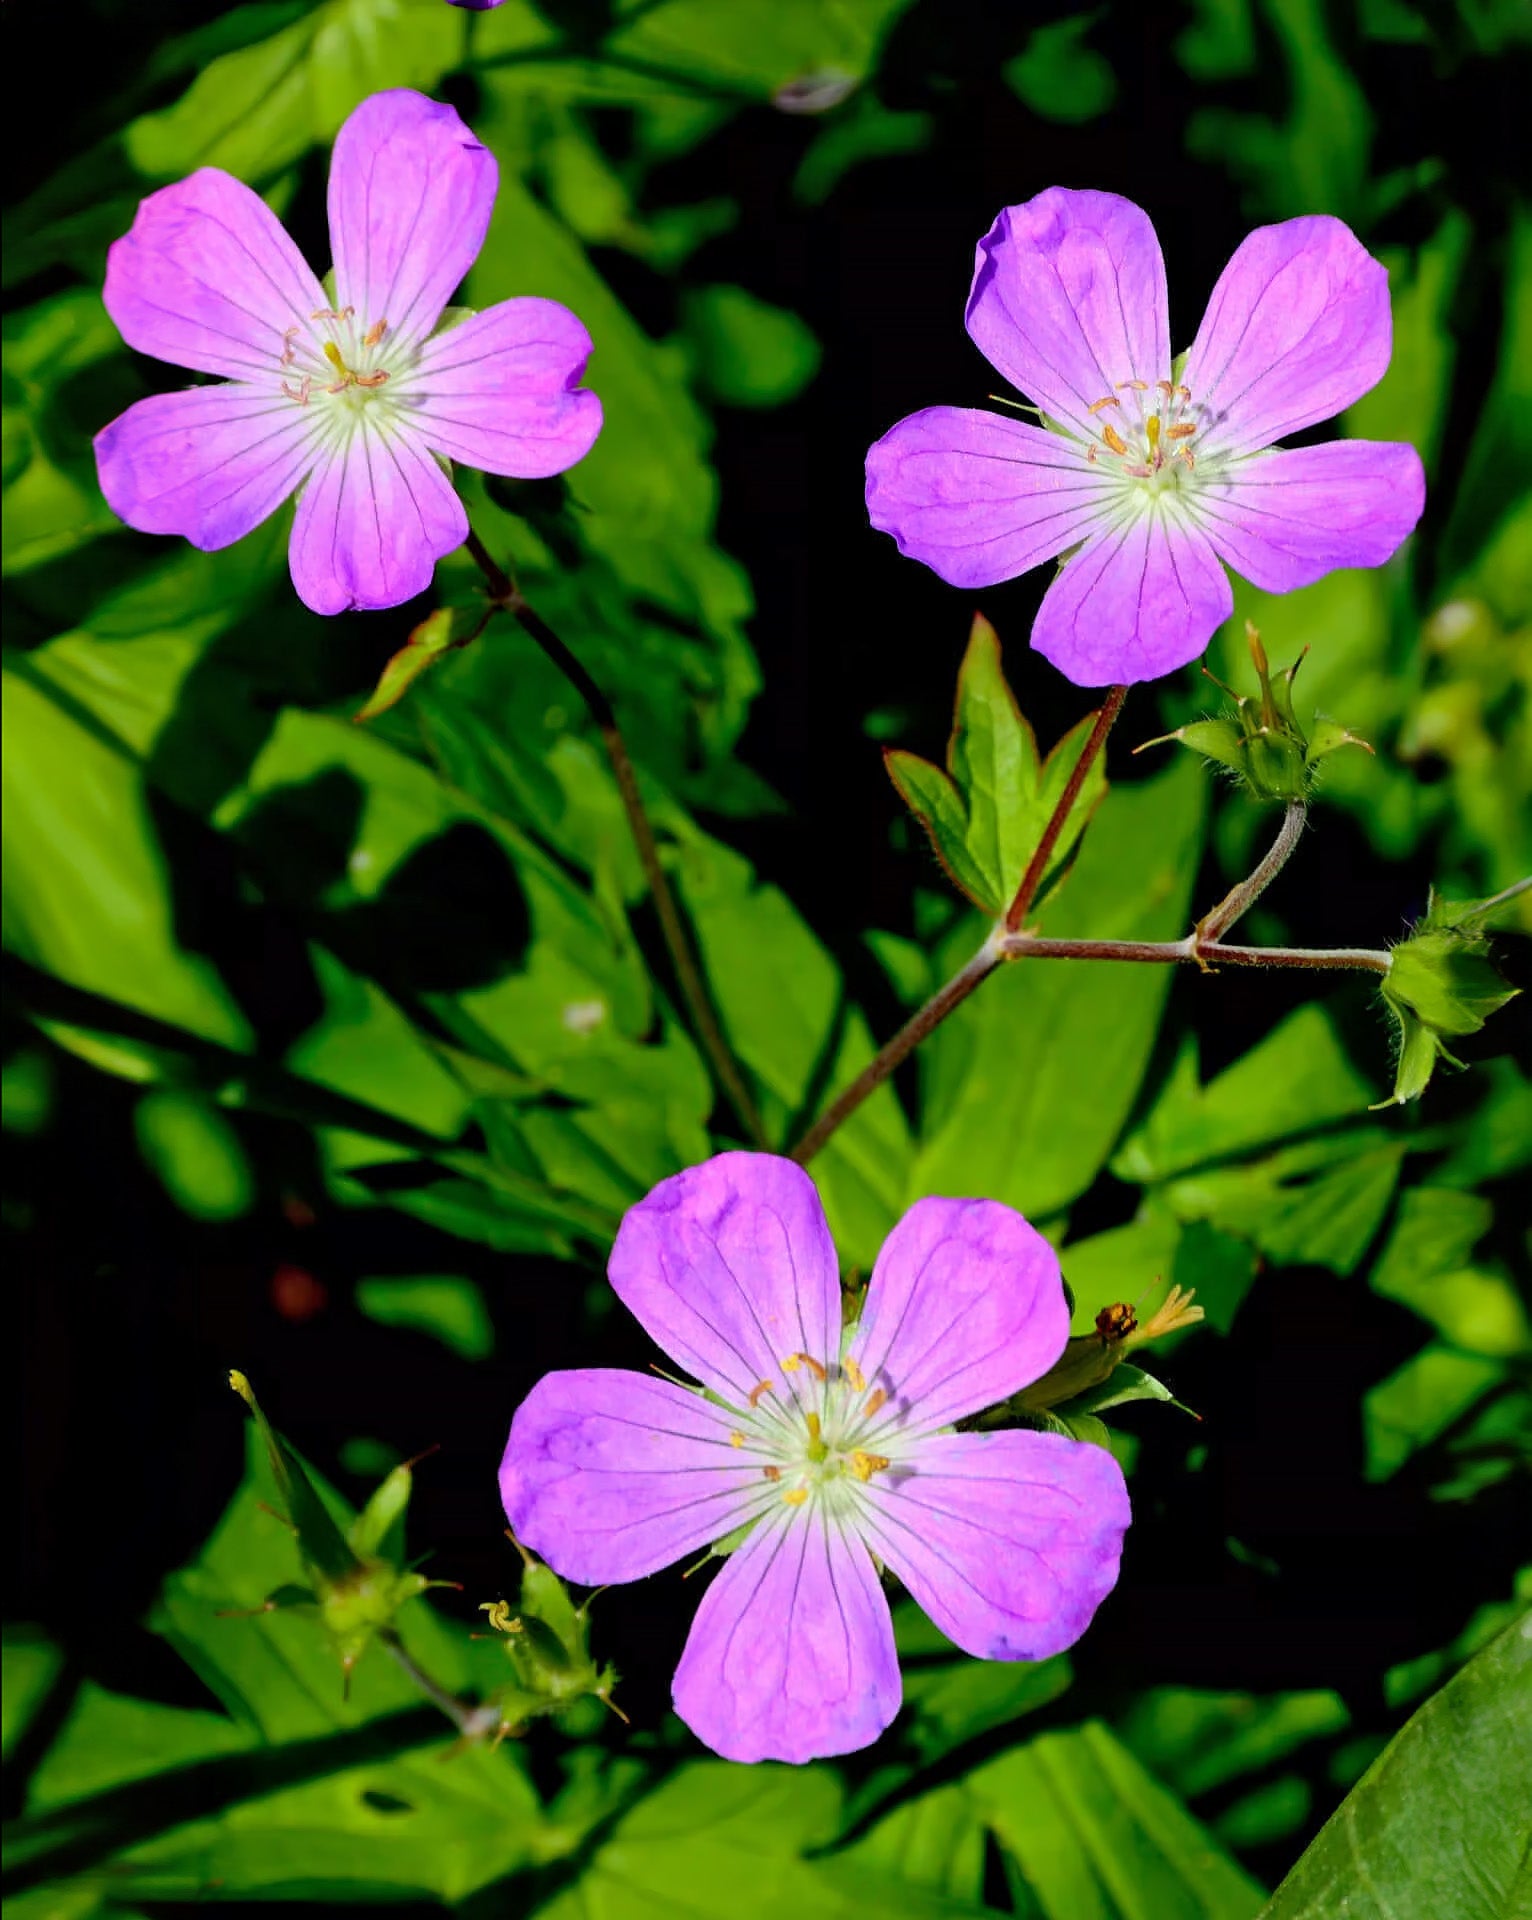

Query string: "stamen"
[1167, 422, 1197, 440]
[862, 1386, 888, 1418]
[1124, 463, 1154, 478]
[747, 1380, 774, 1407]
[843, 1357, 866, 1393]
[280, 375, 311, 405]
[728, 1431, 745, 1449]
[1176, 448, 1196, 470]
[782, 1351, 827, 1381]
[1088, 395, 1121, 413]
[1146, 416, 1162, 457]
[1101, 425, 1129, 457]
[1096, 1302, 1138, 1345]
[352, 370, 389, 388]
[782, 1487, 808, 1506]
[1156, 379, 1174, 398]
[1116, 379, 1150, 391]
[850, 1451, 890, 1482]
[280, 325, 300, 367]
[1175, 384, 1192, 402]
[1086, 445, 1099, 465]
[805, 1412, 823, 1444]
[763, 1465, 782, 1482]
[363, 318, 389, 347]
[310, 306, 355, 322]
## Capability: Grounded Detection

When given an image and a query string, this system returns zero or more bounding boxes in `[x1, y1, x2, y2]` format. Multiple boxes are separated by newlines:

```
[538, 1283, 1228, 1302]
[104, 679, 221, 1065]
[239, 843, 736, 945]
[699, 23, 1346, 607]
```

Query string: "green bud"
[1378, 884, 1526, 1104]
[228, 1374, 455, 1686]
[353, 603, 483, 723]
[1138, 622, 1372, 802]
[478, 1538, 623, 1740]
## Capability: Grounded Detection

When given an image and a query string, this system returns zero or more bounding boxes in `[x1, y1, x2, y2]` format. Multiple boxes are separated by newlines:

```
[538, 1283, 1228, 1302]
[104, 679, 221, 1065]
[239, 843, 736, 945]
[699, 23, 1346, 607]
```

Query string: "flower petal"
[850, 1196, 1068, 1435]
[865, 406, 1115, 589]
[412, 296, 602, 477]
[966, 189, 1170, 444]
[328, 90, 497, 349]
[94, 386, 316, 548]
[672, 1508, 900, 1762]
[500, 1368, 768, 1585]
[1192, 439, 1426, 591]
[607, 1152, 842, 1413]
[1031, 510, 1233, 687]
[1182, 216, 1392, 461]
[863, 1429, 1129, 1661]
[103, 170, 325, 381]
[287, 425, 468, 615]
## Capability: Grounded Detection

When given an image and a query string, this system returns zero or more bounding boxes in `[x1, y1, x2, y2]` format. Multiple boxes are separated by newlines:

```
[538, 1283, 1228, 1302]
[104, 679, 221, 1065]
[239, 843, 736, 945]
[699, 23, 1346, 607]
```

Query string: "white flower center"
[1081, 377, 1219, 511]
[275, 304, 417, 449]
[728, 1350, 905, 1523]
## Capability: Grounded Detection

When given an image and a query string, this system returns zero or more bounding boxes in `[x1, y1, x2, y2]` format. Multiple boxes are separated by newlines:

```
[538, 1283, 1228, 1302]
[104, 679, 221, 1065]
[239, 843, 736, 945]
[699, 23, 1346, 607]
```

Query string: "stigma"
[1084, 377, 1199, 484]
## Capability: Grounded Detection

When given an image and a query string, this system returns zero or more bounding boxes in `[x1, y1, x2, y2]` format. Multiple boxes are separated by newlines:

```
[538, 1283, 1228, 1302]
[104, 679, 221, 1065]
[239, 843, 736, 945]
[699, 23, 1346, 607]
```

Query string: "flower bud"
[1138, 623, 1371, 801]
[1379, 886, 1525, 1104]
[477, 1537, 623, 1740]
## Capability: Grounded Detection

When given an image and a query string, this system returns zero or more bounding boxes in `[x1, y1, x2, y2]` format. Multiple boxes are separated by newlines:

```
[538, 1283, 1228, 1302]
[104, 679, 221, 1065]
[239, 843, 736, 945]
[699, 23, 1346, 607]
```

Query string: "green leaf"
[1258, 1617, 1532, 1919]
[893, 1604, 1074, 1767]
[913, 758, 1205, 1220]
[1362, 1345, 1508, 1482]
[1117, 1689, 1350, 1802]
[968, 1720, 1266, 1919]
[352, 604, 478, 723]
[1369, 1188, 1531, 1357]
[886, 614, 1108, 915]
[2, 1626, 65, 1765]
[133, 1088, 256, 1221]
[353, 1275, 495, 1361]
[681, 285, 822, 407]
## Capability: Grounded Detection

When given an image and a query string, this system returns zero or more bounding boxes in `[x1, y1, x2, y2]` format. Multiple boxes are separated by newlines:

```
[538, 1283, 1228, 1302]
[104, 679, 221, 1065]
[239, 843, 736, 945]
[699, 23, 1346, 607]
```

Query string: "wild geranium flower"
[865, 188, 1425, 687]
[95, 90, 601, 615]
[501, 1152, 1129, 1763]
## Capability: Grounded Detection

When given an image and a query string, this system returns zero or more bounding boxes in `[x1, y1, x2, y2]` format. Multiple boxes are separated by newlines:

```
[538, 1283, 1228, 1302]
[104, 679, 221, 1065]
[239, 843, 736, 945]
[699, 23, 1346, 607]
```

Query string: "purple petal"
[1181, 216, 1392, 460]
[849, 1197, 1068, 1434]
[865, 406, 1115, 589]
[966, 189, 1170, 444]
[672, 1510, 900, 1762]
[328, 90, 497, 349]
[413, 297, 602, 477]
[287, 428, 468, 615]
[103, 169, 325, 381]
[1193, 439, 1426, 591]
[499, 1368, 767, 1585]
[862, 1429, 1130, 1661]
[1031, 511, 1233, 686]
[94, 386, 315, 548]
[607, 1153, 841, 1414]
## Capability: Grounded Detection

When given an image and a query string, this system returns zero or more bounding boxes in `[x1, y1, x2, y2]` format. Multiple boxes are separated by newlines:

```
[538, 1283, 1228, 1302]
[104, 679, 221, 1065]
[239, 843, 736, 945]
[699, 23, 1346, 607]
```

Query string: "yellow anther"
[805, 1412, 823, 1444]
[1088, 395, 1121, 413]
[1101, 424, 1130, 457]
[782, 1487, 809, 1507]
[763, 1464, 782, 1482]
[1116, 378, 1150, 391]
[363, 317, 389, 347]
[1146, 415, 1162, 455]
[748, 1380, 774, 1408]
[783, 1351, 827, 1380]
[322, 341, 349, 379]
[1176, 448, 1196, 471]
[863, 1386, 888, 1419]
[310, 306, 354, 322]
[352, 369, 389, 388]
[478, 1600, 521, 1634]
[850, 1451, 891, 1482]
[1167, 422, 1196, 440]
[728, 1430, 745, 1448]
[843, 1357, 866, 1393]
[1175, 384, 1192, 402]
[1156, 379, 1174, 397]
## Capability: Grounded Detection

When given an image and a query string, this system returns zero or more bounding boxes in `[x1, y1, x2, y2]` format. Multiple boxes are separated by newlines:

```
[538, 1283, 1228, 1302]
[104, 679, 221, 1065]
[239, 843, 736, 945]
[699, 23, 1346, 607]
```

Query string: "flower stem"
[997, 934, 1392, 972]
[789, 932, 1002, 1165]
[380, 1631, 500, 1742]
[1194, 799, 1307, 947]
[463, 529, 767, 1150]
[1003, 683, 1128, 933]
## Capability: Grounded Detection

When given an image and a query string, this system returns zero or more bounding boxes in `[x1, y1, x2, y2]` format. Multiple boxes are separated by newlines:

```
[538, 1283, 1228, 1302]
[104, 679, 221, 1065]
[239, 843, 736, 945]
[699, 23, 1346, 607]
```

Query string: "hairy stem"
[1004, 683, 1128, 933]
[789, 933, 1002, 1165]
[1195, 799, 1308, 947]
[463, 529, 767, 1148]
[997, 934, 1392, 972]
[381, 1632, 500, 1742]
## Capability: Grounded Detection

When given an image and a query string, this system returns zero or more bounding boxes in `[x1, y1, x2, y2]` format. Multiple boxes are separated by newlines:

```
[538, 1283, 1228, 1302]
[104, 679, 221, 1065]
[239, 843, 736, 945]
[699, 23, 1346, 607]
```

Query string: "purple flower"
[94, 90, 601, 616]
[500, 1152, 1129, 1764]
[865, 188, 1425, 687]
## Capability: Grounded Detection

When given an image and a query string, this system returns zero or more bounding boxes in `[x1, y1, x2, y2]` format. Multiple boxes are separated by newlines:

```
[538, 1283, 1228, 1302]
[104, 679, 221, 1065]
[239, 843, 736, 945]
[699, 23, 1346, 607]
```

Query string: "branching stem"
[463, 529, 767, 1149]
[1003, 684, 1128, 932]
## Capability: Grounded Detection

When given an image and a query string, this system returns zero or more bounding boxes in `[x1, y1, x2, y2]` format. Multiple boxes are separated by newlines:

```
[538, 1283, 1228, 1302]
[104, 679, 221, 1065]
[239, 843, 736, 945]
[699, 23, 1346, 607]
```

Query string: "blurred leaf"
[1258, 1617, 1532, 1919]
[1117, 1689, 1349, 1802]
[133, 1088, 256, 1221]
[893, 1604, 1074, 1767]
[836, 1785, 990, 1907]
[602, 0, 916, 100]
[354, 1275, 495, 1360]
[2, 1627, 66, 1765]
[681, 285, 822, 408]
[1002, 15, 1117, 123]
[1370, 1188, 1530, 1357]
[1362, 1344, 1508, 1482]
[969, 1720, 1266, 1919]
[914, 758, 1205, 1220]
